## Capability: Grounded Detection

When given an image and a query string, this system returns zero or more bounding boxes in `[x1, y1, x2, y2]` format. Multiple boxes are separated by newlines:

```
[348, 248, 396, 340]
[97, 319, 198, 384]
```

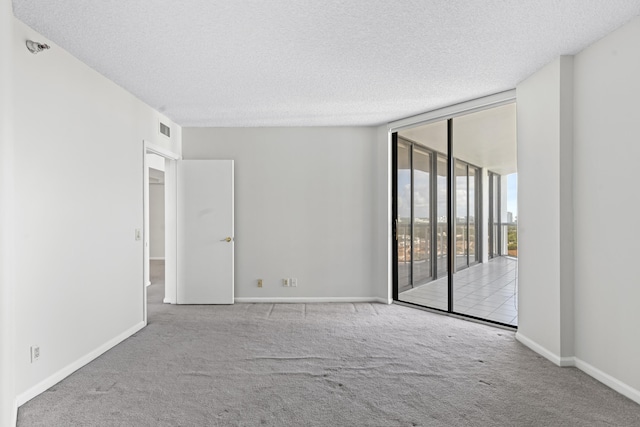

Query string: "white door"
[177, 160, 234, 304]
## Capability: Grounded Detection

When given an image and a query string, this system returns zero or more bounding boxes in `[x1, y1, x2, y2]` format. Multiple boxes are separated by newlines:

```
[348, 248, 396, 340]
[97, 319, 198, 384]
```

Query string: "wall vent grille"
[160, 122, 171, 138]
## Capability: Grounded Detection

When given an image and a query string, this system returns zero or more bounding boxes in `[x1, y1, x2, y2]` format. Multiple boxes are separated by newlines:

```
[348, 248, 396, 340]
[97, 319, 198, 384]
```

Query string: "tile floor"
[399, 257, 518, 326]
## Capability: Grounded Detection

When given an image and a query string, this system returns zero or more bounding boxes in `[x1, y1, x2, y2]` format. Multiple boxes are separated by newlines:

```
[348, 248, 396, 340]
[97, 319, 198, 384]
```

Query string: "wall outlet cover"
[31, 345, 40, 363]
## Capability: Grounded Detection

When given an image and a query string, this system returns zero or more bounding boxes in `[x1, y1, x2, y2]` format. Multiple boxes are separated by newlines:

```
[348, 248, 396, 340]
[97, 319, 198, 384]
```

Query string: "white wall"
[149, 182, 165, 259]
[0, 0, 16, 424]
[374, 125, 391, 302]
[516, 16, 640, 404]
[573, 16, 640, 399]
[183, 127, 385, 302]
[11, 18, 181, 408]
[516, 56, 575, 363]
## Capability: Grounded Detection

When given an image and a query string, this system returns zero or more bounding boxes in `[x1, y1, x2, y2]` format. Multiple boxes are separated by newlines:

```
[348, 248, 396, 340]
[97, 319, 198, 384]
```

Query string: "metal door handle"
[221, 237, 232, 242]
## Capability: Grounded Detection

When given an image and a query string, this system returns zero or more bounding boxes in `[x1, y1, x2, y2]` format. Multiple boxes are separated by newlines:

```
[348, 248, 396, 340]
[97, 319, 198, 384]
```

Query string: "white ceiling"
[453, 103, 517, 175]
[399, 103, 517, 175]
[12, 1, 640, 127]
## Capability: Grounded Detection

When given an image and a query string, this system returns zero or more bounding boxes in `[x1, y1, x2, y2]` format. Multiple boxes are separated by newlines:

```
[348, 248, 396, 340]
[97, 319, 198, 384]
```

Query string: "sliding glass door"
[393, 102, 518, 327]
[393, 121, 448, 311]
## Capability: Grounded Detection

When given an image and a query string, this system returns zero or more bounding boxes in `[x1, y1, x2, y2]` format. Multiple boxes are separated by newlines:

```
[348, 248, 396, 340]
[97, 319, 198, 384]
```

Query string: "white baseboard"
[558, 356, 575, 367]
[149, 257, 165, 261]
[515, 332, 575, 367]
[16, 321, 146, 407]
[234, 297, 388, 304]
[514, 333, 640, 406]
[574, 357, 640, 405]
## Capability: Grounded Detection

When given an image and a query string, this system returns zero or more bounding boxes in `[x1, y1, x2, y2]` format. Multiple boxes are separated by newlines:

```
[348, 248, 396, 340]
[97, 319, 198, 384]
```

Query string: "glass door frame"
[392, 133, 400, 301]
[392, 120, 455, 311]
[392, 119, 512, 326]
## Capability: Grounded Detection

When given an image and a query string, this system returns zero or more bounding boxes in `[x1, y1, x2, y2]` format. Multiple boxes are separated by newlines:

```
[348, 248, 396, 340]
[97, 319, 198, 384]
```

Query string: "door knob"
[221, 237, 232, 242]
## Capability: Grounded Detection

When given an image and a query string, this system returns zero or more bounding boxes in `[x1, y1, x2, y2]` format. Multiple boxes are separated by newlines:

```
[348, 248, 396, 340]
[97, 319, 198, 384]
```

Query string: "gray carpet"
[18, 275, 640, 425]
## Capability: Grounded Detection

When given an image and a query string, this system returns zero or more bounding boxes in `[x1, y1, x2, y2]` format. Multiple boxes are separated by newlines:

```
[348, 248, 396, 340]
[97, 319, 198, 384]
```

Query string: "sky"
[398, 170, 518, 221]
[506, 173, 518, 218]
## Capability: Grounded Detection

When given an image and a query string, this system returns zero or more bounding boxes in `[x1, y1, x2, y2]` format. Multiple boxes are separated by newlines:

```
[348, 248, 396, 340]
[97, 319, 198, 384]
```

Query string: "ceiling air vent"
[159, 122, 171, 138]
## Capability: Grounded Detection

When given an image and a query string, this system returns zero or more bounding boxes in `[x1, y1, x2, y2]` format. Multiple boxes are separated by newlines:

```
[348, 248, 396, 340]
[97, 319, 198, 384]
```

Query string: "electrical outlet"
[30, 345, 40, 363]
[283, 278, 289, 287]
[291, 278, 298, 287]
[257, 279, 263, 288]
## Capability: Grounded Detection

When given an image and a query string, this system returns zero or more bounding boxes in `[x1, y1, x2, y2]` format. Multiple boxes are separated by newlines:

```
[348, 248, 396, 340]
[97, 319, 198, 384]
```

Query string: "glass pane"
[396, 120, 448, 311]
[397, 141, 411, 293]
[452, 103, 518, 327]
[455, 161, 468, 271]
[436, 155, 448, 279]
[413, 149, 431, 284]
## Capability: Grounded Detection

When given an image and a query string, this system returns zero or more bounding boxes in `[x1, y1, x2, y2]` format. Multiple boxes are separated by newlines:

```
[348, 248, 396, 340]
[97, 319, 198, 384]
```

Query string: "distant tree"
[508, 225, 518, 251]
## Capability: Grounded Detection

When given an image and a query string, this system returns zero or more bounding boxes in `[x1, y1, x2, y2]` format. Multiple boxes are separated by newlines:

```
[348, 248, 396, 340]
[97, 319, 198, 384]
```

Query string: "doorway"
[148, 158, 165, 307]
[143, 141, 180, 324]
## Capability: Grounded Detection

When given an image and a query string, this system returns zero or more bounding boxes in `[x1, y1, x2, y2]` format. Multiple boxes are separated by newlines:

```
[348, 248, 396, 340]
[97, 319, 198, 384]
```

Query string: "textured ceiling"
[12, 1, 640, 127]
